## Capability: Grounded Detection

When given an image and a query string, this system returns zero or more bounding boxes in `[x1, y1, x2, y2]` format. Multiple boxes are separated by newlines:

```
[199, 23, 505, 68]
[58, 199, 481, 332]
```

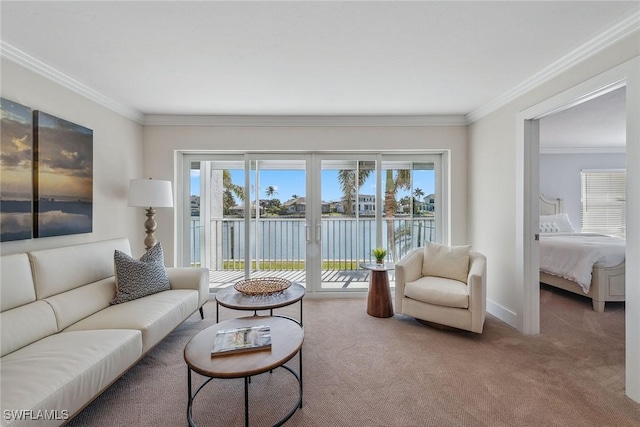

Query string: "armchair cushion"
[405, 276, 469, 309]
[422, 242, 471, 283]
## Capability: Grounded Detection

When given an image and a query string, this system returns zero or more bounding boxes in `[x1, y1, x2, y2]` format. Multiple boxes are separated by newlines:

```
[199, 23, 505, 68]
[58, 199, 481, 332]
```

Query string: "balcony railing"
[190, 217, 435, 272]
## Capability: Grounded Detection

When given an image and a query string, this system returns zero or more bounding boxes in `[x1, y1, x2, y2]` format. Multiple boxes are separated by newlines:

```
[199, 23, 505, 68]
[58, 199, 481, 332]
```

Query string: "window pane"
[581, 170, 626, 237]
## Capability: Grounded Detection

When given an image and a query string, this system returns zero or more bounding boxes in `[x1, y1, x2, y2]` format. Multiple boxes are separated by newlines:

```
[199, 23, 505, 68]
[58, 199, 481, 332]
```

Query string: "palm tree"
[222, 170, 244, 215]
[265, 185, 277, 198]
[413, 187, 425, 215]
[338, 166, 409, 261]
[413, 187, 425, 200]
[384, 169, 411, 262]
[337, 169, 372, 216]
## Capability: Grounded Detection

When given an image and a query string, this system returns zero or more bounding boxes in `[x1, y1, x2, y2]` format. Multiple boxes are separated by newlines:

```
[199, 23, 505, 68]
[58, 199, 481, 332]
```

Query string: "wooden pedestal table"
[184, 316, 304, 427]
[361, 263, 395, 318]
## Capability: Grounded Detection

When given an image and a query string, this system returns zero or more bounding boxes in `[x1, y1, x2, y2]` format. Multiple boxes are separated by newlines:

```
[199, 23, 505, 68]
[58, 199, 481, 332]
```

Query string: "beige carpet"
[68, 286, 640, 426]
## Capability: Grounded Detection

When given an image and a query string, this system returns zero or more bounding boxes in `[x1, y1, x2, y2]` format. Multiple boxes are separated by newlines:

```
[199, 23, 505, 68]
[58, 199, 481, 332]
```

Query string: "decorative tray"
[234, 277, 292, 296]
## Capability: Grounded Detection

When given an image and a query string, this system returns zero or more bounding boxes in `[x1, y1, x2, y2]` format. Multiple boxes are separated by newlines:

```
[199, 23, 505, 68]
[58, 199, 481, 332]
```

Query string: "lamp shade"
[128, 179, 174, 208]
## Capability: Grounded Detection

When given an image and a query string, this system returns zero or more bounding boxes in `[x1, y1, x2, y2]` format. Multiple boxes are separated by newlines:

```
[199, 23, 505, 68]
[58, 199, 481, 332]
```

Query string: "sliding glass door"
[180, 152, 442, 293]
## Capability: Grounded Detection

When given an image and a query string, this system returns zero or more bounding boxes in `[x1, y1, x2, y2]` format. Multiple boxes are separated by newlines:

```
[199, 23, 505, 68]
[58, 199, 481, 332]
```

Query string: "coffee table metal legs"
[186, 356, 303, 427]
[216, 301, 303, 325]
[244, 376, 249, 427]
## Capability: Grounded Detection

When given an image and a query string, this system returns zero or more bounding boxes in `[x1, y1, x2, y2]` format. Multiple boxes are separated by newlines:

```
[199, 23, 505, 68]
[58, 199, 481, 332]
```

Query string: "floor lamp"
[128, 178, 174, 250]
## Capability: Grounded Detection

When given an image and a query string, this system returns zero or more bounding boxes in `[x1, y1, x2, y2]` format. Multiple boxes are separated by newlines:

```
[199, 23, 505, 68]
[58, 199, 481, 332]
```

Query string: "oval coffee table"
[184, 315, 304, 427]
[215, 282, 306, 325]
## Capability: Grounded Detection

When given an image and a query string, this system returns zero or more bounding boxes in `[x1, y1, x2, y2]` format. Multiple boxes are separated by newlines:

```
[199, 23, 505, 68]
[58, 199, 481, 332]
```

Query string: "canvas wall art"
[1, 98, 33, 241]
[33, 111, 93, 237]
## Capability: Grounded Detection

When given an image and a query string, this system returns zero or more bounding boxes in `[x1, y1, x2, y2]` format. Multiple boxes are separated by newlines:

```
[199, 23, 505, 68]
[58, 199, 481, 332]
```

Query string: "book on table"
[211, 324, 272, 357]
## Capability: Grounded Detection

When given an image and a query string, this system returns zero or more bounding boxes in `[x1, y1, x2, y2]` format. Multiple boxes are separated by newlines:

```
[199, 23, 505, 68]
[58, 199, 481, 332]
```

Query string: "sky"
[191, 167, 435, 203]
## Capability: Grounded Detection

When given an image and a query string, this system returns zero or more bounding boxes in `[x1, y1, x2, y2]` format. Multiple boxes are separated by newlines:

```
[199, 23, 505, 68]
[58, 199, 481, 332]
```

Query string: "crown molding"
[0, 40, 145, 124]
[540, 146, 626, 155]
[467, 9, 640, 123]
[142, 114, 469, 127]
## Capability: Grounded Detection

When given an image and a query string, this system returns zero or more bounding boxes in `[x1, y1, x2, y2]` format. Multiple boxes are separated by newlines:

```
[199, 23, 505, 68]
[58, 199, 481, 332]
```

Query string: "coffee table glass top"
[215, 282, 306, 311]
[184, 316, 304, 379]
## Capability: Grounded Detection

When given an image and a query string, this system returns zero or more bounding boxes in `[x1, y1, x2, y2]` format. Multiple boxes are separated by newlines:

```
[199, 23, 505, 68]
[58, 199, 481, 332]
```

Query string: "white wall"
[539, 153, 625, 229]
[0, 59, 145, 256]
[142, 125, 468, 265]
[468, 31, 640, 400]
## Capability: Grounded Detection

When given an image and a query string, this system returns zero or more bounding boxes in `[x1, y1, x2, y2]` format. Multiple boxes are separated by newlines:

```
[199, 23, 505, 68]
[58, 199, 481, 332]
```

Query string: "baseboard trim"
[486, 298, 518, 329]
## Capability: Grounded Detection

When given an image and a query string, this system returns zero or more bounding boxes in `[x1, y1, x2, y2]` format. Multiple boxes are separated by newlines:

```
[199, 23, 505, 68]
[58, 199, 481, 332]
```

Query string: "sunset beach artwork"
[33, 111, 93, 237]
[0, 98, 33, 241]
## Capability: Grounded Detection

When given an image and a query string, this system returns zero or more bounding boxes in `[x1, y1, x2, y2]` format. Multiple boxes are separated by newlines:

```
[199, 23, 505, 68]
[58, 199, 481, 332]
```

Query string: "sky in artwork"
[0, 98, 32, 200]
[34, 112, 93, 201]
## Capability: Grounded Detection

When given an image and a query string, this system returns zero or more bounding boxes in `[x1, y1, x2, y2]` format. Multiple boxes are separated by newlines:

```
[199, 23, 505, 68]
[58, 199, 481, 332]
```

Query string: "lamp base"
[143, 207, 158, 250]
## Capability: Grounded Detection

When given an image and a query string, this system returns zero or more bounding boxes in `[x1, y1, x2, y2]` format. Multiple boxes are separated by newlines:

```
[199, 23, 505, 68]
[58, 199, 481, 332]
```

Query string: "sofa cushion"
[0, 329, 142, 426]
[404, 276, 469, 309]
[65, 289, 199, 353]
[45, 277, 116, 331]
[112, 243, 169, 305]
[29, 238, 131, 299]
[1, 301, 59, 357]
[422, 242, 470, 283]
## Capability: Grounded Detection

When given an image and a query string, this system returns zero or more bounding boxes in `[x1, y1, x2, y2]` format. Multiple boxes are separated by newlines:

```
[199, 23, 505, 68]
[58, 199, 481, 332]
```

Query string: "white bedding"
[539, 232, 625, 293]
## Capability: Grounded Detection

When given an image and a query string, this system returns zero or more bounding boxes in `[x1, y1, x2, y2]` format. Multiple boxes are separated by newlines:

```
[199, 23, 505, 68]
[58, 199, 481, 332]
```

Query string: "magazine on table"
[211, 324, 272, 357]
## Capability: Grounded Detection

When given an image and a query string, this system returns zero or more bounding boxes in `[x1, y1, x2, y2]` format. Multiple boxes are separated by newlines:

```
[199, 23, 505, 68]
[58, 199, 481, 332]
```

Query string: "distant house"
[424, 194, 435, 212]
[335, 195, 376, 215]
[229, 201, 263, 217]
[282, 197, 306, 214]
[190, 195, 200, 217]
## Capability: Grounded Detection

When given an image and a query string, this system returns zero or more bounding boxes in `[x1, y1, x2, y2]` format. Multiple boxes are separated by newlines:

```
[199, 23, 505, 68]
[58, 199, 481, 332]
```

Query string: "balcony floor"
[208, 269, 395, 290]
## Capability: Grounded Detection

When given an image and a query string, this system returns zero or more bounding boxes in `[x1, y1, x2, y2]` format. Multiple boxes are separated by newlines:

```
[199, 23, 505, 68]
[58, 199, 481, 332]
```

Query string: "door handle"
[306, 225, 311, 243]
[316, 223, 322, 242]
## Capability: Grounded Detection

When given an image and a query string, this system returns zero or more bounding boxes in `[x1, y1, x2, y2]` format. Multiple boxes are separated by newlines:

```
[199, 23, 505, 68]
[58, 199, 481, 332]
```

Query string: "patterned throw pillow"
[111, 243, 170, 305]
[539, 221, 560, 233]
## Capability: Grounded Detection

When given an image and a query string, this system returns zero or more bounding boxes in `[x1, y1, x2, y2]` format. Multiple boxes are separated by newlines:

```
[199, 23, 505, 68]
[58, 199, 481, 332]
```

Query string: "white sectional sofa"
[0, 238, 209, 426]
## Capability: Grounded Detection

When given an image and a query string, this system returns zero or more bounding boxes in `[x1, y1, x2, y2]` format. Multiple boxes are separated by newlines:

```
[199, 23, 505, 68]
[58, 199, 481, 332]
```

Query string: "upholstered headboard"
[540, 194, 563, 215]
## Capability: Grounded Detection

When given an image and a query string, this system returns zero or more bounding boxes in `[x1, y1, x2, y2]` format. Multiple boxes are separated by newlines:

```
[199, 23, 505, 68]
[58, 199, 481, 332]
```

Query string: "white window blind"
[580, 169, 626, 237]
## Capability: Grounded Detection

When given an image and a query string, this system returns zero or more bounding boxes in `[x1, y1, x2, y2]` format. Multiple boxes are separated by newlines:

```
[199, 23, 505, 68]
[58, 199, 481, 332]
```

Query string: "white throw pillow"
[422, 242, 471, 284]
[540, 213, 575, 232]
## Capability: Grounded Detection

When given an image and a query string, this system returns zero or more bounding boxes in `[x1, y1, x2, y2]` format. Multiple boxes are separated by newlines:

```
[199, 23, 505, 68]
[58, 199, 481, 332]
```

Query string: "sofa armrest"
[467, 251, 487, 332]
[394, 248, 424, 312]
[166, 267, 209, 309]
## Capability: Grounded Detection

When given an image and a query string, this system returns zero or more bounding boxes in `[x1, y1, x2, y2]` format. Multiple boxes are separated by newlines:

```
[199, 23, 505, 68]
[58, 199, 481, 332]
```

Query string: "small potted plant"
[372, 247, 387, 265]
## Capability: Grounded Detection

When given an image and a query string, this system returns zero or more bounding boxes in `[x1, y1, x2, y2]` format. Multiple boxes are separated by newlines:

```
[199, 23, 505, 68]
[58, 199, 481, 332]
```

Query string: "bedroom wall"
[539, 153, 625, 230]
[468, 30, 640, 401]
[142, 125, 468, 265]
[0, 59, 145, 256]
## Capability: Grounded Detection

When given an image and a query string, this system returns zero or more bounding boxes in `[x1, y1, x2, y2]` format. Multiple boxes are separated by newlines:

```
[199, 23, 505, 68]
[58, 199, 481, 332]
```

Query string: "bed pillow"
[540, 213, 575, 233]
[539, 221, 561, 233]
[111, 243, 170, 305]
[422, 241, 471, 283]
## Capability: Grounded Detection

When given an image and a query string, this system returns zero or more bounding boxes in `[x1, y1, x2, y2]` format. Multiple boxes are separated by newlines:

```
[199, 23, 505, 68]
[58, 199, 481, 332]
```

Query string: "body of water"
[190, 217, 435, 267]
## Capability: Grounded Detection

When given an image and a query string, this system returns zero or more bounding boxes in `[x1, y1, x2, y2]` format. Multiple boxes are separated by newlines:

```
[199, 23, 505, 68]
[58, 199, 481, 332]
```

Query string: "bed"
[539, 194, 626, 312]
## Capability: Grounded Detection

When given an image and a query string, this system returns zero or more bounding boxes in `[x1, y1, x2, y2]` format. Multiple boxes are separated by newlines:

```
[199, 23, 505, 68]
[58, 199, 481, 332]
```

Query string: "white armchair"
[395, 243, 487, 333]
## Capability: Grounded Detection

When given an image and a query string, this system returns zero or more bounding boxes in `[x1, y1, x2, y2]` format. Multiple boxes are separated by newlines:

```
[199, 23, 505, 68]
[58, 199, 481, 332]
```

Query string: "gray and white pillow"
[111, 243, 170, 305]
